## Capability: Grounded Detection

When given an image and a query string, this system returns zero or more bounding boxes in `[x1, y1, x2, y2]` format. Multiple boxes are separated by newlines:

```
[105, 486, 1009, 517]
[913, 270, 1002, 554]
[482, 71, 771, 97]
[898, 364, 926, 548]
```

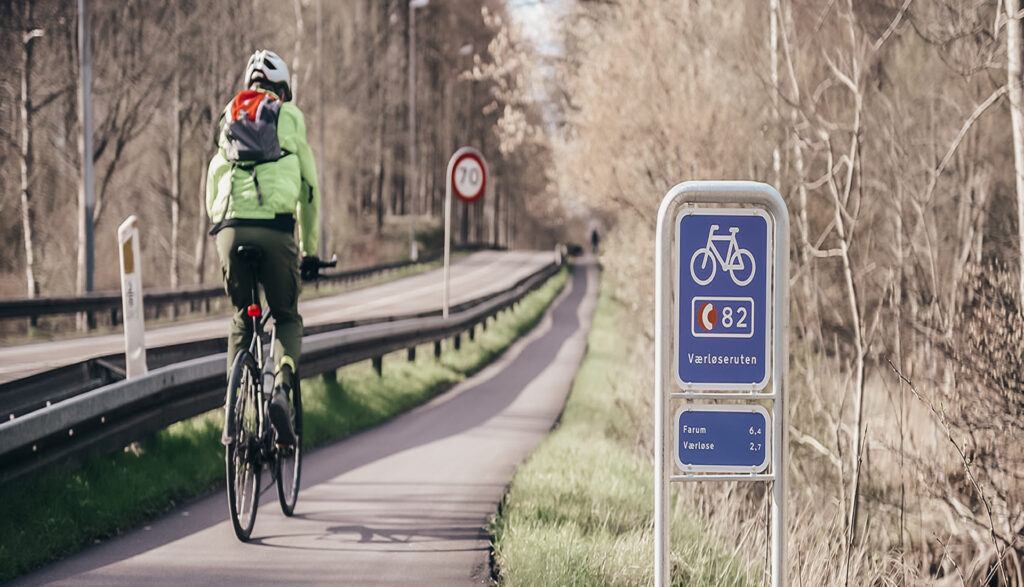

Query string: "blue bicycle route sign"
[675, 405, 771, 473]
[676, 208, 771, 390]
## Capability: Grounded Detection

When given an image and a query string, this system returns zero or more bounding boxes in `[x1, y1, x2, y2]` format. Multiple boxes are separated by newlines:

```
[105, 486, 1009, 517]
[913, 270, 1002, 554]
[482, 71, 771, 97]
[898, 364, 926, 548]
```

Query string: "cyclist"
[206, 49, 321, 445]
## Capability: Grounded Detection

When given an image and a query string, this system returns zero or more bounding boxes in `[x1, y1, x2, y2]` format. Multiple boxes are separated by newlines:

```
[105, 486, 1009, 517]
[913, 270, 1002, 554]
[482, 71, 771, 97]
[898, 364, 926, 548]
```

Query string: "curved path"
[0, 250, 554, 383]
[15, 258, 598, 586]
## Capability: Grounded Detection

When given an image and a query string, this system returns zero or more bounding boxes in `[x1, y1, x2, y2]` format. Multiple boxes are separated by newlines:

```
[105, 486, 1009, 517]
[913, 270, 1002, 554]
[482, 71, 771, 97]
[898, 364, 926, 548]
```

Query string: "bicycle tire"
[275, 377, 302, 516]
[730, 249, 756, 286]
[689, 247, 717, 286]
[225, 350, 262, 541]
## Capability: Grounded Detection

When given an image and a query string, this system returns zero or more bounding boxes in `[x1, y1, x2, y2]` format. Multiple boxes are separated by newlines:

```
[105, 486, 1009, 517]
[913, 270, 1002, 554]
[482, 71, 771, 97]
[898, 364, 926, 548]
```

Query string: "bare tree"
[1006, 0, 1024, 304]
[168, 8, 182, 290]
[16, 0, 69, 298]
[18, 0, 43, 299]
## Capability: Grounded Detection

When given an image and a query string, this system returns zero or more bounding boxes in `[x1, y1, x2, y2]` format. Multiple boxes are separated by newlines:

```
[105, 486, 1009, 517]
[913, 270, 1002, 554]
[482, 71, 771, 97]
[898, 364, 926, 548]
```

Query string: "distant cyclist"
[206, 49, 321, 445]
[590, 229, 600, 254]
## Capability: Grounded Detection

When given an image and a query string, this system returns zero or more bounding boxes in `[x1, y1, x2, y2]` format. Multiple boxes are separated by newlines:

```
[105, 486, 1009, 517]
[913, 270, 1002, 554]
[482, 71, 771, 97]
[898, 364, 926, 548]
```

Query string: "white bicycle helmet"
[244, 49, 291, 99]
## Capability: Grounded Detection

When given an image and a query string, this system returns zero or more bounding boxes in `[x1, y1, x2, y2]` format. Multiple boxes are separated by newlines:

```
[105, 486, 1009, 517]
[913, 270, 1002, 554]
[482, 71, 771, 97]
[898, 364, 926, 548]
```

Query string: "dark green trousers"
[216, 226, 302, 383]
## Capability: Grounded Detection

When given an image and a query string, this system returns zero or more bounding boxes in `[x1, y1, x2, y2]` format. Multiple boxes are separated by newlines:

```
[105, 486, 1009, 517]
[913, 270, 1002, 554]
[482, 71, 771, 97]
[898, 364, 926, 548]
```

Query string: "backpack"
[222, 89, 286, 166]
[209, 90, 288, 235]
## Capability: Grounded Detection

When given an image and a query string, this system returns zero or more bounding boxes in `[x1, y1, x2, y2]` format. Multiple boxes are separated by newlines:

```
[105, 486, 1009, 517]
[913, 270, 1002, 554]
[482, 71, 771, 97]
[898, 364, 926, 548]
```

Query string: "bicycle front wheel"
[225, 350, 262, 541]
[276, 377, 302, 516]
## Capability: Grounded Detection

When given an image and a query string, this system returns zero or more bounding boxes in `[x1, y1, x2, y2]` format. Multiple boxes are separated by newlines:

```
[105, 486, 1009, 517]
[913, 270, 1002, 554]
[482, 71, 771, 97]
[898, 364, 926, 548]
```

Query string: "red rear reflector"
[247, 304, 261, 317]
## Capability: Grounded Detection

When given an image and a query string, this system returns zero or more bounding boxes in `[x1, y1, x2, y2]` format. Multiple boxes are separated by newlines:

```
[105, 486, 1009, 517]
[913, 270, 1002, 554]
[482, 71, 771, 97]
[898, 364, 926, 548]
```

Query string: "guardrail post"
[407, 347, 416, 362]
[453, 334, 461, 350]
[434, 341, 442, 358]
[372, 356, 383, 376]
[118, 216, 147, 378]
[468, 324, 475, 341]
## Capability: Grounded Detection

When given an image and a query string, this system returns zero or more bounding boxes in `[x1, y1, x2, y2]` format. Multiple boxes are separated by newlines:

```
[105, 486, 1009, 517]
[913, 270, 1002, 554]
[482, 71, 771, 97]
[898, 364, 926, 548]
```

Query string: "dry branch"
[887, 359, 1009, 584]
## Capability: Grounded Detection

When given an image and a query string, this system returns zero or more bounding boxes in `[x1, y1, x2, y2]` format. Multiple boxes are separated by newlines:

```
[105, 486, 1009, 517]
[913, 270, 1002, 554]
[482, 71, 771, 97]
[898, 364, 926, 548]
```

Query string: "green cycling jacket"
[206, 89, 320, 257]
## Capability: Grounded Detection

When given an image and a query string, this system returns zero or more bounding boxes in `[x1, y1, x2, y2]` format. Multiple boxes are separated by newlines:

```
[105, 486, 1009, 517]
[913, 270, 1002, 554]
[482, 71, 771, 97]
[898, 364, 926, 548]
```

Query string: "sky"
[506, 0, 566, 56]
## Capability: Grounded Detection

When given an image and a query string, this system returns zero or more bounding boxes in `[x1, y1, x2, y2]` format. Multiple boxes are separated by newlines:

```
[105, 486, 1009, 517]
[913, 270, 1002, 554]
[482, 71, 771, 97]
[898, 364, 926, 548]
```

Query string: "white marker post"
[443, 147, 487, 318]
[654, 182, 789, 586]
[117, 216, 147, 378]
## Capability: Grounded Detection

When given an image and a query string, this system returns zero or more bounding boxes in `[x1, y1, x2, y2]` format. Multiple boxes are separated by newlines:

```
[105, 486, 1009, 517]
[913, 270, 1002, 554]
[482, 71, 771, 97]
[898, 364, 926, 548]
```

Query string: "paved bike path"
[15, 258, 598, 586]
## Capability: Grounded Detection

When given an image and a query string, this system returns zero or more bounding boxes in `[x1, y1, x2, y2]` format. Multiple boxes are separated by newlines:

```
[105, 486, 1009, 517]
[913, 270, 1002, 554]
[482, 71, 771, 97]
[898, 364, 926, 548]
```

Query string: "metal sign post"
[443, 147, 487, 318]
[654, 181, 789, 586]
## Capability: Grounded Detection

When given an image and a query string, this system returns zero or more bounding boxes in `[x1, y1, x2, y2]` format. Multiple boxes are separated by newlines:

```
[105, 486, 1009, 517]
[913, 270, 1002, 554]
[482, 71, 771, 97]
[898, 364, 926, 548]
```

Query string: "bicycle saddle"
[235, 245, 264, 263]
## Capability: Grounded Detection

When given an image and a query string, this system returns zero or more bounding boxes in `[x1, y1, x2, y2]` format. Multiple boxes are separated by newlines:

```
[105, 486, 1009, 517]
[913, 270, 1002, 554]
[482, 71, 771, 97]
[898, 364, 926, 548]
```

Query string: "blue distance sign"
[675, 405, 771, 473]
[676, 208, 771, 390]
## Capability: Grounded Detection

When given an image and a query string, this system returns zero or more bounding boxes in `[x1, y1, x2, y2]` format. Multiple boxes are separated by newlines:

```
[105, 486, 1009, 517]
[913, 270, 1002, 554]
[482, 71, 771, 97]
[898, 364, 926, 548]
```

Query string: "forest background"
[0, 0, 560, 304]
[3, 0, 1024, 584]
[525, 0, 1024, 584]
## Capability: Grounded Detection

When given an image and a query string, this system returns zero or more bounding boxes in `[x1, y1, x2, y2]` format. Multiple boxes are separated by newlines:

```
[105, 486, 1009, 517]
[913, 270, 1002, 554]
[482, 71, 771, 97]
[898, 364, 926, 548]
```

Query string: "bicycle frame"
[704, 225, 743, 268]
[245, 280, 278, 451]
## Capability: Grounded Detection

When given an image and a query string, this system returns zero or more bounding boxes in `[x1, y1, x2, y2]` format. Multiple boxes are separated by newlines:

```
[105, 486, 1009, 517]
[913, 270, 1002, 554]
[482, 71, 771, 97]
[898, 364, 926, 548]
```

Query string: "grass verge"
[488, 282, 752, 586]
[0, 265, 568, 582]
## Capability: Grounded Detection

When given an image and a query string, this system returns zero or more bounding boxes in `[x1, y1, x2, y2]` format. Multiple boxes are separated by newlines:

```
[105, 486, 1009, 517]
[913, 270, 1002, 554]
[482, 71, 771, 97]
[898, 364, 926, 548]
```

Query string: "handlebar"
[318, 254, 338, 270]
[301, 254, 338, 282]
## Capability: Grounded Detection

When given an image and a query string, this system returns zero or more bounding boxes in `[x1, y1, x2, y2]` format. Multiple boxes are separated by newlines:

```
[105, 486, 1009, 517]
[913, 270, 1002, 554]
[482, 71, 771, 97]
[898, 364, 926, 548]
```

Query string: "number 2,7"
[749, 442, 762, 451]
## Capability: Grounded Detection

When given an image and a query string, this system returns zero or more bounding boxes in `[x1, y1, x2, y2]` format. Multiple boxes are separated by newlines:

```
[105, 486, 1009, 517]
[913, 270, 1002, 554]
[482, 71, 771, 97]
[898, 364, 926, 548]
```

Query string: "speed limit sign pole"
[443, 147, 488, 318]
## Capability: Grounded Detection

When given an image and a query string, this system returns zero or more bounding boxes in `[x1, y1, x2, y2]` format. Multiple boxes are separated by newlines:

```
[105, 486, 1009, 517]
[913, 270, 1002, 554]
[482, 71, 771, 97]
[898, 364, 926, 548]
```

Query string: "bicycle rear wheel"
[276, 377, 302, 516]
[225, 350, 262, 541]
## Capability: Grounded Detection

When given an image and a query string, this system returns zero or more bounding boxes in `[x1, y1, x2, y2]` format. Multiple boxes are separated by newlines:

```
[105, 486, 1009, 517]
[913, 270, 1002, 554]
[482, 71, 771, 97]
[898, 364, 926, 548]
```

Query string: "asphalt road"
[13, 258, 598, 586]
[0, 250, 554, 383]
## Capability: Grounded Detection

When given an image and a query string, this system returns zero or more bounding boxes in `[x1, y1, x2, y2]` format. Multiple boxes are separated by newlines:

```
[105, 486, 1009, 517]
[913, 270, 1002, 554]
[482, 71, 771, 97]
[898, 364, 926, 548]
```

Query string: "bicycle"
[689, 224, 756, 286]
[222, 246, 336, 542]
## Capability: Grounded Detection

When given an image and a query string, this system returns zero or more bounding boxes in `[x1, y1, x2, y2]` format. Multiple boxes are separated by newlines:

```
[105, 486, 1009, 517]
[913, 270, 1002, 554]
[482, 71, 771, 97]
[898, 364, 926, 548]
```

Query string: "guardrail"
[0, 259, 561, 484]
[0, 244, 503, 327]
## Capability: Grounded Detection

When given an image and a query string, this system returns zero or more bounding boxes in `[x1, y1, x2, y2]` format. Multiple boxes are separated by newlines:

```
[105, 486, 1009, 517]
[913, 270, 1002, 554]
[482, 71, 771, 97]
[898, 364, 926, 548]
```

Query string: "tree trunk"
[19, 2, 40, 300]
[194, 65, 218, 286]
[839, 24, 868, 577]
[194, 161, 209, 285]
[770, 0, 780, 188]
[1006, 0, 1024, 304]
[492, 166, 501, 247]
[374, 76, 386, 234]
[170, 67, 182, 292]
[292, 0, 304, 102]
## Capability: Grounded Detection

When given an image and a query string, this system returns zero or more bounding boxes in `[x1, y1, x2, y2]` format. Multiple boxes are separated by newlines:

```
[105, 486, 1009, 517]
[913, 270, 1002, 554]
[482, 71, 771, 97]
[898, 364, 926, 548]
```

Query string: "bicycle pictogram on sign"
[689, 225, 756, 286]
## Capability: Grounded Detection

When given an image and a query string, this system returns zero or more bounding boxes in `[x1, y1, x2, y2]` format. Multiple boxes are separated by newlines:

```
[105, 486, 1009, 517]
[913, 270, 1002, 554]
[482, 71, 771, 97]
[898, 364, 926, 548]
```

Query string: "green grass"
[0, 266, 568, 582]
[489, 283, 752, 586]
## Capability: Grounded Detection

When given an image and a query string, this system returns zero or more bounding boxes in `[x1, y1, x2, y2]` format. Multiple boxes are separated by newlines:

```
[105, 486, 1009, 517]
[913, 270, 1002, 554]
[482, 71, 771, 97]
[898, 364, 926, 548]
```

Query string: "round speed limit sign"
[451, 151, 487, 203]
